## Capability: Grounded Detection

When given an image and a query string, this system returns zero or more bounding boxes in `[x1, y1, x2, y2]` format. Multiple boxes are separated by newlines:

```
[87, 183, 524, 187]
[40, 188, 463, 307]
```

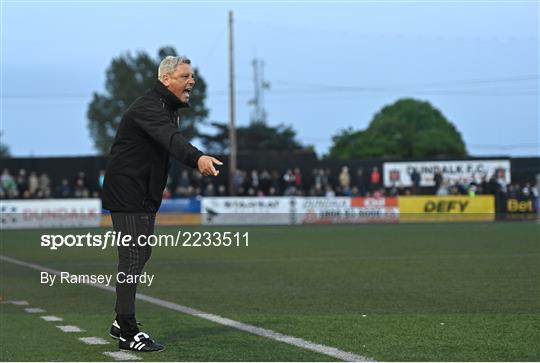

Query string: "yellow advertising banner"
[101, 213, 201, 227]
[398, 195, 495, 222]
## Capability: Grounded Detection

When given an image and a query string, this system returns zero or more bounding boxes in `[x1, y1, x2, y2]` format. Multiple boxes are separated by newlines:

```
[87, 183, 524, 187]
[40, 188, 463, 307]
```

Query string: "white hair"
[158, 55, 191, 80]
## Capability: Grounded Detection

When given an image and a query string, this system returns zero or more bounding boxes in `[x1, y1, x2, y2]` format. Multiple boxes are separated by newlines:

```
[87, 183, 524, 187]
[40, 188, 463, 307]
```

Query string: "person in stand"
[410, 168, 421, 195]
[370, 166, 381, 192]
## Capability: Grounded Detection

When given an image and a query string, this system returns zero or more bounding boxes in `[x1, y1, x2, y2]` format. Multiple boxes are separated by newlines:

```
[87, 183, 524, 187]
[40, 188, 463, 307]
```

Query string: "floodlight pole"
[228, 10, 237, 196]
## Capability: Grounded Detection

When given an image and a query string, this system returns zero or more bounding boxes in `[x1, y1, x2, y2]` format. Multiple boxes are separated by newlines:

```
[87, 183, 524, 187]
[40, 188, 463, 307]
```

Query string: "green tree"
[328, 98, 467, 159]
[87, 46, 209, 154]
[199, 121, 313, 155]
[0, 132, 10, 158]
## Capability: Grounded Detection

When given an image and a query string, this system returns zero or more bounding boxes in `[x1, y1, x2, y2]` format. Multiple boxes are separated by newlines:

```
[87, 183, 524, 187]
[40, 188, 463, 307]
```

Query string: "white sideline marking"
[56, 325, 85, 333]
[0, 254, 373, 362]
[41, 315, 63, 322]
[9, 300, 29, 306]
[24, 307, 46, 313]
[79, 336, 109, 345]
[103, 351, 141, 361]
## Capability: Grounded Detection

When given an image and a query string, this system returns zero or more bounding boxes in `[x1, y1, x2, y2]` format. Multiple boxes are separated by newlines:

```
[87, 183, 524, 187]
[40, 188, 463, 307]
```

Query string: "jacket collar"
[153, 80, 189, 110]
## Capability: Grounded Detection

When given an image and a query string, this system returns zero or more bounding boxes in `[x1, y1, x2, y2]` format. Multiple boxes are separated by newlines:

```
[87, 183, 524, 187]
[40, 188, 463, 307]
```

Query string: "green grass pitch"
[1, 222, 539, 361]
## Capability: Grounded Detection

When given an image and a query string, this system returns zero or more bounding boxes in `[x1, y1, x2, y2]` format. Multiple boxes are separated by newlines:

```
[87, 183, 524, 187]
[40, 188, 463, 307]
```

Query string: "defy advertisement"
[398, 195, 495, 222]
[383, 159, 511, 187]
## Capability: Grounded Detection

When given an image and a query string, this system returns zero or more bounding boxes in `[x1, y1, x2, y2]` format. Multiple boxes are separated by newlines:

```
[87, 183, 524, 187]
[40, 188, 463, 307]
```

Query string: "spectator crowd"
[1, 166, 538, 203]
[0, 169, 100, 199]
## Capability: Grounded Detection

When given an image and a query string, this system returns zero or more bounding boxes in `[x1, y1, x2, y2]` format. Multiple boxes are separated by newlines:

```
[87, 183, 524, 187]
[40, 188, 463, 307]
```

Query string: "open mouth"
[183, 88, 192, 98]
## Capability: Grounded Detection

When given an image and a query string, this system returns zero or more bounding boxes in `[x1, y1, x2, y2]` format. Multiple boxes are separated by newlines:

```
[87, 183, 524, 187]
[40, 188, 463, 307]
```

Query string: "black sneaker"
[119, 332, 165, 352]
[109, 320, 122, 340]
[109, 320, 142, 340]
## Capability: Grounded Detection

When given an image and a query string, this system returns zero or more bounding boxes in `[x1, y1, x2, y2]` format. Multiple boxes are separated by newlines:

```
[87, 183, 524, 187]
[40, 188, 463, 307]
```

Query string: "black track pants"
[111, 212, 155, 337]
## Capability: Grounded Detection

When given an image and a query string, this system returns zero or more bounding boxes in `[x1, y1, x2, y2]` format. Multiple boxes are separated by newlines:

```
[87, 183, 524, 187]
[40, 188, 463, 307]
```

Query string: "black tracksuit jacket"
[102, 81, 203, 213]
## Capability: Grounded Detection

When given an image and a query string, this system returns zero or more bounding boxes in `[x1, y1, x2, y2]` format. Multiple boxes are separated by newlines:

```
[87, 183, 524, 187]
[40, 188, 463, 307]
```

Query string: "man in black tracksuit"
[102, 56, 221, 352]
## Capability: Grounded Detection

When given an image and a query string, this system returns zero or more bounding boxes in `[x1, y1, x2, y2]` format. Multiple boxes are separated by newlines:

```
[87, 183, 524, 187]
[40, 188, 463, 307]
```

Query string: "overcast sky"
[1, 1, 538, 157]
